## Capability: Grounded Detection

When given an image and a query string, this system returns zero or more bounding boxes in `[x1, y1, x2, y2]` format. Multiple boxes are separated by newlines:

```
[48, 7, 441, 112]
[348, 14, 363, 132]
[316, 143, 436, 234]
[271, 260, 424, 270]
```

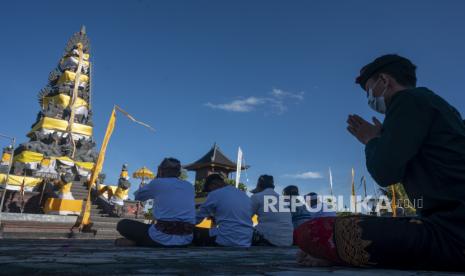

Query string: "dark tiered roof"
[184, 143, 249, 172]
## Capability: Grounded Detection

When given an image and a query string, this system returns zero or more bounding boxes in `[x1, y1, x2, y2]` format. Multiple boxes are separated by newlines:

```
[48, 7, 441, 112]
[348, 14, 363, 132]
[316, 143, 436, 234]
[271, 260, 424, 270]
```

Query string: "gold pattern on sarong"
[334, 217, 375, 267]
[409, 218, 423, 224]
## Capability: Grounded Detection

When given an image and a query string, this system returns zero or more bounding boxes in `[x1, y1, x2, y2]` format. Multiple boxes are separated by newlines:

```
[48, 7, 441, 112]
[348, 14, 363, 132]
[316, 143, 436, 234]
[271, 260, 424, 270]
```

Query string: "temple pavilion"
[184, 143, 249, 181]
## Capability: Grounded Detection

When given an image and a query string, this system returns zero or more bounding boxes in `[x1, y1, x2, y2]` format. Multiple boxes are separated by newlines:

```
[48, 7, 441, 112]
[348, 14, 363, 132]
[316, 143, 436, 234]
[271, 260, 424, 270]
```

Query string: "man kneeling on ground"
[116, 158, 195, 247]
[295, 54, 465, 270]
[194, 173, 253, 247]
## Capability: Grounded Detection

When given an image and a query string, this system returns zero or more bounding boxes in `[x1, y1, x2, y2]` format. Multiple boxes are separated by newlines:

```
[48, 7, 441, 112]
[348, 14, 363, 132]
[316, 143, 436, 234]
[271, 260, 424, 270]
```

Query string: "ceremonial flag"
[80, 106, 154, 227]
[362, 176, 367, 198]
[391, 185, 397, 217]
[235, 147, 243, 188]
[328, 167, 334, 196]
[351, 168, 357, 213]
[115, 105, 156, 132]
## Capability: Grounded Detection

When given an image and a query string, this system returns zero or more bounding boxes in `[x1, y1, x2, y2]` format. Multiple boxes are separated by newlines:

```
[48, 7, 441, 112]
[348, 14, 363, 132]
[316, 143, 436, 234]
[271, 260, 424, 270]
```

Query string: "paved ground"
[0, 239, 462, 275]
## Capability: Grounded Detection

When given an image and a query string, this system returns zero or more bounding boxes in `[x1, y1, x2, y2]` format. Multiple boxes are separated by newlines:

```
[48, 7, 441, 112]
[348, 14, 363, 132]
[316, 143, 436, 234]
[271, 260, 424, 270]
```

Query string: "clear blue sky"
[1, 0, 465, 200]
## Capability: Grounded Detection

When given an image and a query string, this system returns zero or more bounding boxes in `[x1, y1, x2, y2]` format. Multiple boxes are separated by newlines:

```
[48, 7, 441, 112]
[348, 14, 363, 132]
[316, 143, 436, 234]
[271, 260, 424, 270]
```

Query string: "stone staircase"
[0, 181, 147, 240]
[73, 181, 148, 239]
[70, 180, 90, 201]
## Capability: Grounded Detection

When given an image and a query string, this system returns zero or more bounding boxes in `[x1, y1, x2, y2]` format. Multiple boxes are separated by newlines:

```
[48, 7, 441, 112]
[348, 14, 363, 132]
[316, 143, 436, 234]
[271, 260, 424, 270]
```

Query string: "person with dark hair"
[194, 173, 253, 247]
[283, 187, 335, 229]
[283, 185, 311, 229]
[282, 185, 299, 197]
[116, 157, 195, 247]
[295, 54, 465, 270]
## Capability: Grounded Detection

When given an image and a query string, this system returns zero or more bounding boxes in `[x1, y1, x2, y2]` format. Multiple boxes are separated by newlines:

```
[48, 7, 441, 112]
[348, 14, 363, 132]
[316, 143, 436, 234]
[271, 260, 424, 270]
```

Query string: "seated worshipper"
[306, 192, 336, 218]
[282, 186, 336, 229]
[116, 158, 195, 247]
[250, 175, 293, 246]
[295, 54, 465, 270]
[194, 173, 253, 247]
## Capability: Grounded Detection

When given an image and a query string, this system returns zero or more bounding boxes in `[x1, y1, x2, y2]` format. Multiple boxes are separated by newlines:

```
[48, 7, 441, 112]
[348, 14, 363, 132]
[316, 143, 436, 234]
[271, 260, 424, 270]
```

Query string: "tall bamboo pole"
[391, 185, 397, 217]
[0, 134, 16, 226]
[351, 168, 357, 213]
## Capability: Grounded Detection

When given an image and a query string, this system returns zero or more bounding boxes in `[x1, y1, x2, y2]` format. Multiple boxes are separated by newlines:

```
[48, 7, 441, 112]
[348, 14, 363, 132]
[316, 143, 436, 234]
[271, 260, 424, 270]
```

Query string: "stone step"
[93, 229, 123, 239]
[72, 191, 89, 196]
[90, 205, 103, 211]
[71, 187, 89, 191]
[71, 183, 87, 188]
[71, 188, 88, 194]
[92, 220, 118, 229]
[71, 184, 88, 190]
[90, 215, 147, 223]
[90, 210, 106, 216]
[0, 231, 92, 239]
[72, 185, 88, 190]
[71, 193, 88, 198]
[0, 231, 123, 240]
[95, 228, 119, 234]
[90, 216, 122, 223]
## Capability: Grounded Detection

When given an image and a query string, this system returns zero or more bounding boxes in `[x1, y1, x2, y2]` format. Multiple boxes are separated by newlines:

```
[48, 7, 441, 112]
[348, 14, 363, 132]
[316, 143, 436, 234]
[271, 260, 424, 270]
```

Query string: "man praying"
[194, 173, 253, 247]
[295, 54, 465, 270]
[116, 158, 195, 247]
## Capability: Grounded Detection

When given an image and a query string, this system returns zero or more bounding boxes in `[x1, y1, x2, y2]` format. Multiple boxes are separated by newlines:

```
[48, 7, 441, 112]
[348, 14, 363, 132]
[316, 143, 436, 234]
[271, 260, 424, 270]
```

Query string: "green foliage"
[194, 178, 247, 197]
[224, 178, 248, 192]
[336, 211, 353, 217]
[179, 169, 189, 180]
[195, 180, 205, 195]
[144, 207, 154, 220]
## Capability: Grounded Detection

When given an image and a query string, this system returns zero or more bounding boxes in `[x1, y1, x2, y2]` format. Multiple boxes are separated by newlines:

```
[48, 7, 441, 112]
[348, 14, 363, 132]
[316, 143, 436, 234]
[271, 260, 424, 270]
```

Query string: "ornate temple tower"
[11, 26, 97, 185]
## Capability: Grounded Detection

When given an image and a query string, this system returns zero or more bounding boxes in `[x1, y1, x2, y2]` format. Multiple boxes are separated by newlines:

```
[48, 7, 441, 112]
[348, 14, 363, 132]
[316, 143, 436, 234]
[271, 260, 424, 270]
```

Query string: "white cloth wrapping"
[23, 162, 39, 171]
[71, 49, 89, 60]
[57, 159, 74, 167]
[60, 56, 89, 73]
[34, 129, 91, 141]
[76, 166, 91, 177]
[57, 192, 75, 200]
[110, 196, 124, 206]
[74, 105, 88, 116]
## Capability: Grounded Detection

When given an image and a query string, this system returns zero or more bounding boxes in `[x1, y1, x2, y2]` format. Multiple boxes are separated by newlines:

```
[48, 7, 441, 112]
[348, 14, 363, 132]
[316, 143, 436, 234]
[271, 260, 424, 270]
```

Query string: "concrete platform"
[0, 239, 462, 275]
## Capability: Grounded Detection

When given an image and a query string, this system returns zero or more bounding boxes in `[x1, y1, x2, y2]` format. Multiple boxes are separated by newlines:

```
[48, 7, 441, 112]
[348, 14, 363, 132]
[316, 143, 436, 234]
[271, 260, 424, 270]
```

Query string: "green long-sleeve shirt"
[365, 87, 465, 246]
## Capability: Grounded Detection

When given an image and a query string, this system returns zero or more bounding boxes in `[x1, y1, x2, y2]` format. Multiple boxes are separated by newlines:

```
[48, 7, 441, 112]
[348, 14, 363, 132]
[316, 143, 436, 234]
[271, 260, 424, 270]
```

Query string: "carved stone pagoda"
[11, 26, 97, 182]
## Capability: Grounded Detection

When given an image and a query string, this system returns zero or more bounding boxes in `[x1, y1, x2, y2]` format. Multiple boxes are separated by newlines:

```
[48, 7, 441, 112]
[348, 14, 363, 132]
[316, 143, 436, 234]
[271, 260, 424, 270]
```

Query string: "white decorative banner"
[329, 167, 334, 196]
[235, 147, 243, 188]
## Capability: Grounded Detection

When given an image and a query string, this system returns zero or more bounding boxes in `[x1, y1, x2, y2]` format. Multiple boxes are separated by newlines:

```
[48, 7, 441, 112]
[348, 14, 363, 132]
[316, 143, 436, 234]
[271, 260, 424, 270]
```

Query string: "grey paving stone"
[0, 239, 462, 275]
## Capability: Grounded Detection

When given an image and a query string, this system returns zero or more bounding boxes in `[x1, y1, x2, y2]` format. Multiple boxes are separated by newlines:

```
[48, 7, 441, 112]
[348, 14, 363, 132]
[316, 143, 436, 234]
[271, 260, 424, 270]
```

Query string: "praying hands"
[346, 114, 382, 145]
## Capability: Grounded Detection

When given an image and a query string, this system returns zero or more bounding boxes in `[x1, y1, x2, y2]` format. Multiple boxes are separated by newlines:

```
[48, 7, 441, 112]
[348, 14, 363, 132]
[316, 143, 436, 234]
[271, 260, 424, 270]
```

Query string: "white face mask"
[367, 79, 387, 114]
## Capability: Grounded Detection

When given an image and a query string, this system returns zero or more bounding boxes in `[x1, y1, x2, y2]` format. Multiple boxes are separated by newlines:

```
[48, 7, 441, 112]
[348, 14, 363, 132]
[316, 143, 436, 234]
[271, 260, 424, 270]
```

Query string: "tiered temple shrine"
[0, 27, 144, 239]
[184, 143, 248, 181]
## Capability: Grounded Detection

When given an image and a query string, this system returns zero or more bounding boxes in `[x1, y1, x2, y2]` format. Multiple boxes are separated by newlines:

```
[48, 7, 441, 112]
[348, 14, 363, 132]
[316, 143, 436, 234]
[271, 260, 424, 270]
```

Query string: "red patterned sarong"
[294, 217, 342, 264]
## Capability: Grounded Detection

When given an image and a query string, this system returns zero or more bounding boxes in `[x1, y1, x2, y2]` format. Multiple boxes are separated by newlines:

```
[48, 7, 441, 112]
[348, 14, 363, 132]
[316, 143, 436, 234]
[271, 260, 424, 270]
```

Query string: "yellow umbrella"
[132, 166, 155, 188]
